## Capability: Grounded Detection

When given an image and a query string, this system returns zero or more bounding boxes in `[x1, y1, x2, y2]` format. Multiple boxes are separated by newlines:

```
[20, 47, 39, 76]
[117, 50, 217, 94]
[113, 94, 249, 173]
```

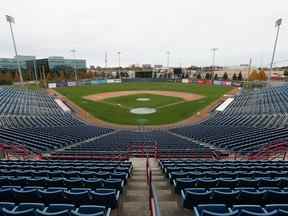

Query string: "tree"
[223, 72, 228, 80]
[232, 73, 237, 80]
[238, 71, 243, 81]
[284, 70, 288, 77]
[46, 73, 53, 81]
[59, 71, 65, 81]
[196, 73, 202, 79]
[214, 73, 218, 80]
[248, 69, 259, 81]
[258, 69, 267, 81]
[205, 73, 211, 80]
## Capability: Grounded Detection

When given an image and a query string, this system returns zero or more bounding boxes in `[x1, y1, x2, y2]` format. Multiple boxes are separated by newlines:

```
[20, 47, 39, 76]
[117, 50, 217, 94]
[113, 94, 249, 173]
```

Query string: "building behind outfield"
[0, 55, 36, 71]
[26, 56, 86, 72]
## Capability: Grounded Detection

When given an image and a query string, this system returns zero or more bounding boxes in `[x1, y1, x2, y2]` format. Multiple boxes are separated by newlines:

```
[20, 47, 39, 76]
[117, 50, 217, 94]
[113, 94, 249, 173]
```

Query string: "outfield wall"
[48, 79, 122, 88]
[182, 79, 242, 87]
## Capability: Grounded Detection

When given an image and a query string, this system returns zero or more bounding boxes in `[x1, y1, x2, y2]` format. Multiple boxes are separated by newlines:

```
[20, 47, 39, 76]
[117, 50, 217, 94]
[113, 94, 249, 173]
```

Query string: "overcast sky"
[1, 0, 287, 67]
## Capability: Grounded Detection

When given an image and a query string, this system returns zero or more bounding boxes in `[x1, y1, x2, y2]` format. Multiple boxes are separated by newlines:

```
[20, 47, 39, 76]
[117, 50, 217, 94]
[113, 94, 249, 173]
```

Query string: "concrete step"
[152, 176, 166, 181]
[127, 183, 147, 190]
[119, 201, 148, 216]
[159, 201, 192, 216]
[124, 190, 148, 202]
[131, 176, 147, 181]
[157, 190, 176, 201]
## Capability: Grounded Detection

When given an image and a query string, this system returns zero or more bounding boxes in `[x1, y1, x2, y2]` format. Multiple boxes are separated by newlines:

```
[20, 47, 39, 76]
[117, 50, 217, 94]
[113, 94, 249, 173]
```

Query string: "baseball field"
[56, 82, 232, 125]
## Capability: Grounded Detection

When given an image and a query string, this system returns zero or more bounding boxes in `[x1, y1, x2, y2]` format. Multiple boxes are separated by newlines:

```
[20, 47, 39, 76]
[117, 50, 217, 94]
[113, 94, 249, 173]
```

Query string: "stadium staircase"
[149, 159, 191, 216]
[116, 158, 149, 216]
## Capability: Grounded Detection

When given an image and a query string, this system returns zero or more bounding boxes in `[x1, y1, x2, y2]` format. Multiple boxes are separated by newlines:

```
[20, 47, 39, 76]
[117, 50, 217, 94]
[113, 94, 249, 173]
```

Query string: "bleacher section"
[0, 87, 114, 156]
[202, 113, 288, 129]
[171, 125, 288, 153]
[208, 86, 288, 129]
[160, 160, 288, 214]
[2, 85, 288, 157]
[52, 130, 213, 159]
[170, 85, 288, 155]
[0, 115, 85, 129]
[0, 160, 132, 215]
[0, 87, 65, 116]
[0, 126, 113, 153]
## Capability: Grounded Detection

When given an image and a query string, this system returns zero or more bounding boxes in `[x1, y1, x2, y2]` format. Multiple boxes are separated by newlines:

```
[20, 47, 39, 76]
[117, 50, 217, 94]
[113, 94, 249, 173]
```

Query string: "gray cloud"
[1, 0, 287, 67]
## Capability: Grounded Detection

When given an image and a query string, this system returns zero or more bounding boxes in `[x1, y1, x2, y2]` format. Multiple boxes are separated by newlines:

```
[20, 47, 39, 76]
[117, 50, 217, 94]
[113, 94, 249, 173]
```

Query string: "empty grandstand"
[0, 84, 288, 215]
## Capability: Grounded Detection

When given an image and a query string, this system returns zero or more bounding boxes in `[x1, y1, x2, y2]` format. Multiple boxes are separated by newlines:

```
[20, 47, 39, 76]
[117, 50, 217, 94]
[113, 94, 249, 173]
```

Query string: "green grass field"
[56, 82, 232, 125]
[104, 94, 183, 109]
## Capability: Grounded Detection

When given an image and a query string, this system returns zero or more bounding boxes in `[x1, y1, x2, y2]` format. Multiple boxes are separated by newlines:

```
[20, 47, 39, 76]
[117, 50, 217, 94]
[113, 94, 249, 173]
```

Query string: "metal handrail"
[146, 158, 161, 216]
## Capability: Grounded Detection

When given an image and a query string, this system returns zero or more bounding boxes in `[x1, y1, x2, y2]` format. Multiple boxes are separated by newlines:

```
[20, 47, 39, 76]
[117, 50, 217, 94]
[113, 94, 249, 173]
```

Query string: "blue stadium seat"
[71, 205, 109, 216]
[89, 189, 119, 209]
[182, 189, 212, 209]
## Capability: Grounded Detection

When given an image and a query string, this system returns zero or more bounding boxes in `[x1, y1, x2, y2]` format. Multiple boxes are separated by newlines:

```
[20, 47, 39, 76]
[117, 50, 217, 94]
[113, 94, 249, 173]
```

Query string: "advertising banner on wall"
[213, 80, 222, 86]
[56, 82, 67, 88]
[223, 81, 232, 86]
[48, 83, 57, 88]
[182, 79, 189, 84]
[67, 81, 77, 87]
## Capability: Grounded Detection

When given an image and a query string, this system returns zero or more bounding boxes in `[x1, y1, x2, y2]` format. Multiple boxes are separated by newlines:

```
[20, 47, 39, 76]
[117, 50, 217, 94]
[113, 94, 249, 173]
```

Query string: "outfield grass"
[56, 82, 232, 125]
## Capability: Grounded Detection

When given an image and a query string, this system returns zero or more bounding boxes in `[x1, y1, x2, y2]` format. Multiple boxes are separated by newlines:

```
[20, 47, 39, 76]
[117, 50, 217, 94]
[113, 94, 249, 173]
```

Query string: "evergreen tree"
[214, 73, 218, 80]
[238, 71, 243, 81]
[232, 73, 237, 80]
[223, 72, 228, 80]
[196, 73, 202, 79]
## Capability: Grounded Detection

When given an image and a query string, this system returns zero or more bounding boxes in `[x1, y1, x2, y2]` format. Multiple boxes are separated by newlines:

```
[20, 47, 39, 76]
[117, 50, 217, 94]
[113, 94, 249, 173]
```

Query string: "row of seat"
[182, 188, 288, 208]
[160, 159, 288, 164]
[0, 202, 110, 216]
[0, 115, 85, 129]
[0, 160, 132, 166]
[0, 177, 125, 190]
[194, 204, 288, 216]
[174, 178, 288, 193]
[0, 187, 119, 209]
[0, 169, 130, 177]
[168, 171, 288, 181]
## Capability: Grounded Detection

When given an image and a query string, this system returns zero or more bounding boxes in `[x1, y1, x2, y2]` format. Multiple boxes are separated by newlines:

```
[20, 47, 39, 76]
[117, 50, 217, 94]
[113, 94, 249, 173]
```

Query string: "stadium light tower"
[105, 52, 108, 68]
[268, 18, 282, 86]
[166, 51, 171, 76]
[211, 48, 218, 81]
[117, 51, 121, 78]
[5, 15, 24, 84]
[70, 49, 78, 81]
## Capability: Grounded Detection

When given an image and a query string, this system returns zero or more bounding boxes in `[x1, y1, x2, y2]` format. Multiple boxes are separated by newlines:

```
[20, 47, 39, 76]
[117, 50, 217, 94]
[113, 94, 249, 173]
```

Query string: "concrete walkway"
[112, 158, 149, 216]
[150, 159, 192, 216]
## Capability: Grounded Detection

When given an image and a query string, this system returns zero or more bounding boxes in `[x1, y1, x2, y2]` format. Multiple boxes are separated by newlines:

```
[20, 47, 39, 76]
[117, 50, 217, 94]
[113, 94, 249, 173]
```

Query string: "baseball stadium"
[0, 78, 288, 216]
